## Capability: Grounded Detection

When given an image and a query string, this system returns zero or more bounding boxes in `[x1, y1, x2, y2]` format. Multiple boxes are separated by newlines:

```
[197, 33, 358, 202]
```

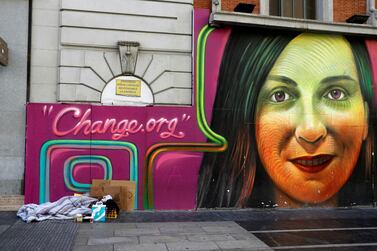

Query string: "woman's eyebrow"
[267, 75, 297, 87]
[320, 75, 356, 84]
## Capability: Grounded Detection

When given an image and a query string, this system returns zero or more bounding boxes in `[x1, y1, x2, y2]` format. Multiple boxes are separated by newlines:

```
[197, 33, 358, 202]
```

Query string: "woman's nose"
[295, 112, 327, 148]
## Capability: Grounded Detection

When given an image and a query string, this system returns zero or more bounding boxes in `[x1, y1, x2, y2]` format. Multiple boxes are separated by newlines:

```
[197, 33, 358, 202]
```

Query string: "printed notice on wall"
[116, 80, 141, 97]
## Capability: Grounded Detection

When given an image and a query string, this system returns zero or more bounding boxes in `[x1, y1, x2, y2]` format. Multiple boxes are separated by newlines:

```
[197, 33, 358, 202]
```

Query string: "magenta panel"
[24, 10, 231, 210]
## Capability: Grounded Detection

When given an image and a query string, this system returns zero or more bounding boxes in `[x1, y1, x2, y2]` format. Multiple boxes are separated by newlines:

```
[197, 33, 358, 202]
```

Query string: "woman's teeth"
[295, 155, 332, 166]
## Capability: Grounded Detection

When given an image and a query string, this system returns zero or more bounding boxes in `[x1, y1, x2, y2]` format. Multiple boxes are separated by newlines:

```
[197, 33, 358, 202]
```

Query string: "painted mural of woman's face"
[255, 33, 369, 205]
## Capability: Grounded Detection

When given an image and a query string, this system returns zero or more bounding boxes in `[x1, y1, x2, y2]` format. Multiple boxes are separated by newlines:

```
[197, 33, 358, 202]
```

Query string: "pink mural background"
[24, 10, 231, 210]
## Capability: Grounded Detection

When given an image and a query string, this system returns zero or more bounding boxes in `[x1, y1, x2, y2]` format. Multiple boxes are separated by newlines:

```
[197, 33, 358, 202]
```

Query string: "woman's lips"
[290, 154, 334, 173]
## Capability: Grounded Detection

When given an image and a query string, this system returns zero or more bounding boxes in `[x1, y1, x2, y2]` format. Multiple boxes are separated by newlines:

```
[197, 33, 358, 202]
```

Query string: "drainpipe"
[367, 0, 377, 26]
[0, 37, 8, 66]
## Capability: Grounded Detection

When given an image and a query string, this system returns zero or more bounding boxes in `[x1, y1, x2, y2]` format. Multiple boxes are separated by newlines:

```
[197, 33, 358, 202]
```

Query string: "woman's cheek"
[324, 108, 366, 145]
[256, 111, 294, 162]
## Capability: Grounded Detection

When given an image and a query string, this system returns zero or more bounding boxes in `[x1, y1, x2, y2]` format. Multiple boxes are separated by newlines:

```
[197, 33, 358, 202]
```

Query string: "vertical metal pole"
[367, 0, 377, 26]
[316, 0, 333, 22]
[260, 0, 270, 15]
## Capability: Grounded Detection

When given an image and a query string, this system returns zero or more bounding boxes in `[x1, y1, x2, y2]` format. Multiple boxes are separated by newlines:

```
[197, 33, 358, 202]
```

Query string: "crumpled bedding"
[17, 196, 97, 223]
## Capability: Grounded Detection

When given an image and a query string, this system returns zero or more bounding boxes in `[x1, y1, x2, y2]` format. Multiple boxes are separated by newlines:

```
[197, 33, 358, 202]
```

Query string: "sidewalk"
[74, 221, 269, 251]
[1, 207, 377, 250]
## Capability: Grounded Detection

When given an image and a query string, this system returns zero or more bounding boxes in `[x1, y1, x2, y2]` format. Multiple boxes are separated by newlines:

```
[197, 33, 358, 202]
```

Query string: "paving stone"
[73, 236, 89, 246]
[202, 226, 248, 234]
[88, 236, 138, 245]
[216, 240, 270, 250]
[79, 223, 137, 230]
[77, 228, 114, 237]
[139, 235, 187, 243]
[73, 244, 113, 251]
[166, 241, 220, 251]
[159, 226, 205, 235]
[136, 222, 201, 228]
[114, 243, 168, 251]
[115, 227, 160, 236]
[187, 234, 235, 242]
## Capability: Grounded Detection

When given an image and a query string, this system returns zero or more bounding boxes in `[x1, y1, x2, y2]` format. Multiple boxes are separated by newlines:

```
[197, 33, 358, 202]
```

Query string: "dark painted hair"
[197, 27, 376, 208]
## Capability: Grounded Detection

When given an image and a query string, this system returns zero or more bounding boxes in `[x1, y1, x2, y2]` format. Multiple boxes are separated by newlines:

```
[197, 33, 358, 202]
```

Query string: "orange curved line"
[144, 142, 227, 209]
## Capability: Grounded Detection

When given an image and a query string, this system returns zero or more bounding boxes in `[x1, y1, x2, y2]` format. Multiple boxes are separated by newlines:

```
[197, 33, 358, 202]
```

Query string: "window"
[269, 0, 316, 20]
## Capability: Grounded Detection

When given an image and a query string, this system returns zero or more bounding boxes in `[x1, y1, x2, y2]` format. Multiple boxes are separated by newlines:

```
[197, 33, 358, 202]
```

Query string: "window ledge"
[210, 11, 377, 37]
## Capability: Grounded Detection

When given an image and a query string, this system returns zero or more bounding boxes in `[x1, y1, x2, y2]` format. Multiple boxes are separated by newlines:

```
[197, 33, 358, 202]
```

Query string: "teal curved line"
[69, 157, 112, 189]
[40, 139, 138, 208]
[64, 155, 112, 192]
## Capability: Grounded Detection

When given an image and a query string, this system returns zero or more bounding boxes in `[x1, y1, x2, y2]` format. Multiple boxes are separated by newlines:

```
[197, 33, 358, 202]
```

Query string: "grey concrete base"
[0, 180, 23, 196]
[73, 221, 270, 251]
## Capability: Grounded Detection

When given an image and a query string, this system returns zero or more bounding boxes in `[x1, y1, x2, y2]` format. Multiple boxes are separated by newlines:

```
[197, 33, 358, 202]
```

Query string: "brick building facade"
[195, 0, 376, 22]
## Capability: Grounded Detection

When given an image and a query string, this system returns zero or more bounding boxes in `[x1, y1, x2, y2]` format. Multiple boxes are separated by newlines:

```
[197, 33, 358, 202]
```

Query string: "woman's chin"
[291, 185, 339, 204]
[275, 187, 337, 207]
[274, 176, 338, 206]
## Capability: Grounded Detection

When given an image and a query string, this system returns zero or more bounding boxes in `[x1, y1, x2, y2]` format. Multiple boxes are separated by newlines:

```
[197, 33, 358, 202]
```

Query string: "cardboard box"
[90, 179, 136, 211]
[121, 185, 136, 212]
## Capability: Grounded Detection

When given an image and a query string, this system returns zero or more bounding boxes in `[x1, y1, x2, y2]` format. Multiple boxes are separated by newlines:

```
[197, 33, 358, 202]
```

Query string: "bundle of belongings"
[17, 195, 97, 223]
[17, 180, 135, 223]
[89, 179, 136, 213]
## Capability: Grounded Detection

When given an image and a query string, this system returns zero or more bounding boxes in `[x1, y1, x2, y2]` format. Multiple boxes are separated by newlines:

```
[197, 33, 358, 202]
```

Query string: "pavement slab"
[186, 233, 236, 242]
[159, 226, 205, 235]
[114, 243, 168, 251]
[166, 240, 220, 251]
[73, 244, 113, 251]
[88, 236, 139, 245]
[73, 221, 268, 250]
[216, 239, 271, 250]
[139, 234, 187, 243]
[115, 227, 161, 236]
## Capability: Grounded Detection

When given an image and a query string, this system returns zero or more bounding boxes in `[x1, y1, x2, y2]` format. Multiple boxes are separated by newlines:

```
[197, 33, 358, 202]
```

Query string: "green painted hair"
[197, 27, 296, 208]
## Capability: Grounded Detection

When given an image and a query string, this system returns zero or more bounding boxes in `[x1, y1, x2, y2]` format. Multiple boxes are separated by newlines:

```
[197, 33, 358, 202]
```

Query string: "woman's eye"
[270, 91, 290, 103]
[326, 89, 346, 100]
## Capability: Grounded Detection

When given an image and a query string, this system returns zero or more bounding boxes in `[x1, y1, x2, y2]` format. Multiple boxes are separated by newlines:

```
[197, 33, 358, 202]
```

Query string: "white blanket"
[17, 196, 97, 223]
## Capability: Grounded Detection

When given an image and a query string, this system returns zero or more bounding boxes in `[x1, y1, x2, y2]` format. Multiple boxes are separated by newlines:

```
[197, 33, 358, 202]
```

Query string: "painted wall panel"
[26, 9, 377, 210]
[25, 103, 202, 209]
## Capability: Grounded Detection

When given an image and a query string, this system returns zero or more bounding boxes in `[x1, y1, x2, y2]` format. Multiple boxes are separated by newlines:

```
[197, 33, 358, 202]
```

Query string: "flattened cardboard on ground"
[90, 179, 135, 212]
